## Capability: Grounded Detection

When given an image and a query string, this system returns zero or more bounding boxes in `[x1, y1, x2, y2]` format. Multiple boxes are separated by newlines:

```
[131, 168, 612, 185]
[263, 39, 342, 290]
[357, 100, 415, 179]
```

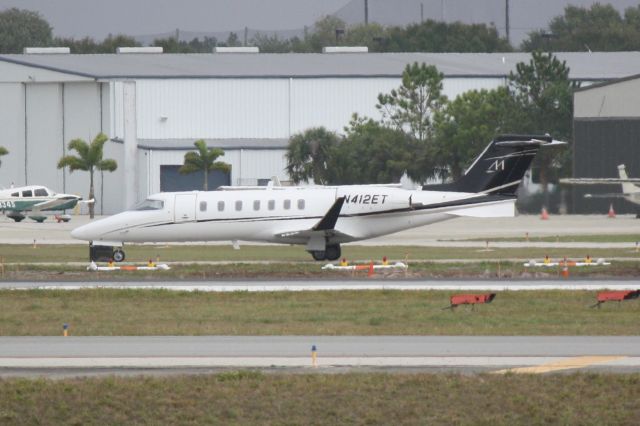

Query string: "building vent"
[322, 46, 368, 53]
[116, 46, 164, 54]
[23, 47, 70, 54]
[213, 46, 259, 53]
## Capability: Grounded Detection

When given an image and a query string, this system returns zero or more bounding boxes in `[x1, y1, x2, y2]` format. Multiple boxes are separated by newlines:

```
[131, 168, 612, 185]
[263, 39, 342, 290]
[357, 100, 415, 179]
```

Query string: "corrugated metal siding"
[289, 78, 396, 135]
[135, 79, 289, 139]
[62, 82, 102, 199]
[25, 83, 64, 188]
[146, 148, 288, 194]
[0, 83, 25, 187]
[112, 81, 124, 139]
[99, 141, 124, 214]
[574, 78, 640, 118]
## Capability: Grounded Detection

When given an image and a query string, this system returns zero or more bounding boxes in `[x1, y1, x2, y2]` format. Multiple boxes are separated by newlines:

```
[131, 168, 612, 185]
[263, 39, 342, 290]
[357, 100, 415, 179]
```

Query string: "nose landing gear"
[89, 243, 126, 262]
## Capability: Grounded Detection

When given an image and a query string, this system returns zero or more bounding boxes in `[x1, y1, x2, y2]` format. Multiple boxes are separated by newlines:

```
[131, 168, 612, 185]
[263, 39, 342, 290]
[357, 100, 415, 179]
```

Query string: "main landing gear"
[309, 244, 341, 261]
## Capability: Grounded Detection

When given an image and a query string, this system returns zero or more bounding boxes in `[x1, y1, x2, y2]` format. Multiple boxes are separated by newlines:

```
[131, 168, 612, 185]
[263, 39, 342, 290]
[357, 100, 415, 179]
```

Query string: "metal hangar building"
[0, 50, 638, 214]
[572, 74, 640, 214]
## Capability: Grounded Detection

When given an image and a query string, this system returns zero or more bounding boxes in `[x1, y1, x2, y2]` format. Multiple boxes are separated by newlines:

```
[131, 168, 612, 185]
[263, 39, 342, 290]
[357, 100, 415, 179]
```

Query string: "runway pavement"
[1, 279, 638, 291]
[0, 336, 639, 375]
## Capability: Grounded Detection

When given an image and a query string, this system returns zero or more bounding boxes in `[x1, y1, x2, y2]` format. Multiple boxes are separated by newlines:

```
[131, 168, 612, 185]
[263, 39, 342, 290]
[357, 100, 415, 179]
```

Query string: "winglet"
[313, 197, 345, 231]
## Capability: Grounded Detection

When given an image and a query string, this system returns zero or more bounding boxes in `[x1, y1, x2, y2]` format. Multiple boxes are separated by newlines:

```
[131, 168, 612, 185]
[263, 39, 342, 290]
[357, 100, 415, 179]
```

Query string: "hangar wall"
[572, 77, 640, 214]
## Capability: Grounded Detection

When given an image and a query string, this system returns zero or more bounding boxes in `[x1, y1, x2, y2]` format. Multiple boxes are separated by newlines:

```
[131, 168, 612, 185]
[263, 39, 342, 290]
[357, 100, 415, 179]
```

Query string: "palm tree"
[285, 127, 339, 185]
[179, 140, 231, 191]
[57, 133, 117, 219]
[0, 146, 8, 167]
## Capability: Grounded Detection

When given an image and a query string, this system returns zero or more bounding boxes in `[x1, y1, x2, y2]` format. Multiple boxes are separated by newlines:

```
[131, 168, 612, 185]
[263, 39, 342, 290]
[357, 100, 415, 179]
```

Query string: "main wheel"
[310, 251, 326, 261]
[113, 249, 126, 262]
[325, 244, 341, 261]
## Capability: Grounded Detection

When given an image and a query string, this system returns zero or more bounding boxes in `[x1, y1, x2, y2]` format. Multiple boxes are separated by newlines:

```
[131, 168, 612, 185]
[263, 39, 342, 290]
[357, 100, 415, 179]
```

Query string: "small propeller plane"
[0, 185, 88, 222]
[71, 134, 563, 261]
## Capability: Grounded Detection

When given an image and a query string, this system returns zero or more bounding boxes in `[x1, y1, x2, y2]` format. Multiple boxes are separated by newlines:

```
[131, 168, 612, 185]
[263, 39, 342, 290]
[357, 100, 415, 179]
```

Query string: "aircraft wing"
[30, 197, 76, 212]
[274, 197, 354, 242]
[560, 178, 640, 185]
[584, 193, 633, 198]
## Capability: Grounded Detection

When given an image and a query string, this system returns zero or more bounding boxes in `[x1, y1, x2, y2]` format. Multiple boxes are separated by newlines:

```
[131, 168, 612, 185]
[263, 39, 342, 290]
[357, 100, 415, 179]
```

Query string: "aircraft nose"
[71, 223, 94, 241]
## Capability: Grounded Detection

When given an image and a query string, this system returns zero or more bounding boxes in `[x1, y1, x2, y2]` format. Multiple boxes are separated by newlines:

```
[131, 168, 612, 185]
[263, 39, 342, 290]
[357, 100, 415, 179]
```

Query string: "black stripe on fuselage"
[131, 194, 513, 231]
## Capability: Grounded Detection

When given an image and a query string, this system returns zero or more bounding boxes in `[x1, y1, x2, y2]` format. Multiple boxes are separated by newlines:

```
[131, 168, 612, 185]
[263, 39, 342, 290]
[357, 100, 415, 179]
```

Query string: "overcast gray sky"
[1, 0, 638, 46]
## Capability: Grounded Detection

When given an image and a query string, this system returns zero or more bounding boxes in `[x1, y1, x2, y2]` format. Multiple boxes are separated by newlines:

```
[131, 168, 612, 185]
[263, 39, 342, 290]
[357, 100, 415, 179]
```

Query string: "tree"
[285, 128, 340, 185]
[522, 4, 640, 51]
[376, 63, 446, 182]
[179, 140, 231, 191]
[433, 88, 521, 180]
[508, 51, 577, 201]
[57, 133, 117, 219]
[384, 20, 512, 53]
[0, 146, 8, 167]
[307, 15, 347, 50]
[0, 8, 52, 53]
[334, 115, 413, 184]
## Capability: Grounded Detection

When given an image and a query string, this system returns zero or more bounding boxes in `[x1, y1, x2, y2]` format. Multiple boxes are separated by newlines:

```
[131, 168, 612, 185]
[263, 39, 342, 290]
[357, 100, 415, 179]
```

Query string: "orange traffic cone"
[367, 261, 374, 277]
[540, 207, 549, 220]
[608, 204, 616, 219]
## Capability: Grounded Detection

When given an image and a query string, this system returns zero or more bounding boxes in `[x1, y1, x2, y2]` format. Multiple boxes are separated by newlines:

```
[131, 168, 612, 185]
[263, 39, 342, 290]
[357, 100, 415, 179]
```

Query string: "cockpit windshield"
[133, 199, 164, 211]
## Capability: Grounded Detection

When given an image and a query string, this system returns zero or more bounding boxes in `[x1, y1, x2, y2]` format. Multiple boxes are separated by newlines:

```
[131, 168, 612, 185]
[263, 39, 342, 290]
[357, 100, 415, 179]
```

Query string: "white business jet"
[71, 135, 563, 261]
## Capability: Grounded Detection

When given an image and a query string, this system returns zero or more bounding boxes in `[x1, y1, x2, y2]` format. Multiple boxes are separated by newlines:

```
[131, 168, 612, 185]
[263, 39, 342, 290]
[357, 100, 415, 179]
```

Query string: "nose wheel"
[112, 249, 126, 262]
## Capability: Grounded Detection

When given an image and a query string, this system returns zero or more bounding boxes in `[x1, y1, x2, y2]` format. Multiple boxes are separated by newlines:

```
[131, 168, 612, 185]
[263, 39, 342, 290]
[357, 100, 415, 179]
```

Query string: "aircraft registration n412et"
[71, 135, 564, 261]
[0, 185, 87, 223]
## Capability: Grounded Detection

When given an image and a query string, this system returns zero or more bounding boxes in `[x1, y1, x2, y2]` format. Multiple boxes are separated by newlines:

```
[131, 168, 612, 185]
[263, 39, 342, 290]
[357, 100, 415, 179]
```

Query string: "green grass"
[461, 234, 640, 243]
[1, 243, 639, 264]
[0, 289, 638, 335]
[0, 373, 638, 425]
[3, 259, 640, 281]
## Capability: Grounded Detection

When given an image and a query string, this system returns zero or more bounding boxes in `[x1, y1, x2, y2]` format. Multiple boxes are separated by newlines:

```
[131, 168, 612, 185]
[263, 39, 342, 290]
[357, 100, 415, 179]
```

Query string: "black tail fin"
[423, 134, 555, 196]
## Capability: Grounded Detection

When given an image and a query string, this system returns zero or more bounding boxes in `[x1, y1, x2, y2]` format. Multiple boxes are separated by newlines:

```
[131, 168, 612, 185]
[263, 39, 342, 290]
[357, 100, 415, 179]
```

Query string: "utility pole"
[364, 0, 368, 25]
[420, 3, 424, 23]
[505, 0, 510, 44]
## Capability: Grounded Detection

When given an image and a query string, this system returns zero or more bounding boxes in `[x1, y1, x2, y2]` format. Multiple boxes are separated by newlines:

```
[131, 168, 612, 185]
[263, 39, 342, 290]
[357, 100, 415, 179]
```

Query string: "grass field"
[2, 259, 640, 281]
[0, 289, 638, 335]
[1, 243, 640, 264]
[0, 372, 638, 425]
[462, 234, 640, 243]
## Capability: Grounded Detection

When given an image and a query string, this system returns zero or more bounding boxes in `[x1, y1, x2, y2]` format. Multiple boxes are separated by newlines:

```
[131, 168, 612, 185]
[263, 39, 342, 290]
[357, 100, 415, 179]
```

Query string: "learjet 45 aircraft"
[0, 185, 87, 222]
[71, 135, 563, 261]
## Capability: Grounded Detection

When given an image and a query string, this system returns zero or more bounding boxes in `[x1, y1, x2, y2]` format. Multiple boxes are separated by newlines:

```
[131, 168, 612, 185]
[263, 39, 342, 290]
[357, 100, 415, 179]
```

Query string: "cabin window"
[284, 199, 291, 210]
[235, 200, 243, 211]
[297, 199, 305, 210]
[34, 188, 48, 196]
[134, 199, 164, 210]
[218, 201, 225, 211]
[268, 200, 275, 210]
[22, 190, 32, 197]
[11, 192, 18, 197]
[199, 201, 207, 212]
[253, 200, 260, 211]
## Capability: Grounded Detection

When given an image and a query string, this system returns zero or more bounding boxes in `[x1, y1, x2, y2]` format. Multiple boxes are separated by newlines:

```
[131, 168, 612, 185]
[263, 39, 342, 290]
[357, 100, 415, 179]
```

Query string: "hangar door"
[160, 165, 230, 192]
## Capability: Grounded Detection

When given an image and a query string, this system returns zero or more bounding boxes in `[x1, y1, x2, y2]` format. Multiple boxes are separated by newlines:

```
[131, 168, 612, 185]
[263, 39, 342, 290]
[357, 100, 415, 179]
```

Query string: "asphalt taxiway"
[0, 336, 639, 376]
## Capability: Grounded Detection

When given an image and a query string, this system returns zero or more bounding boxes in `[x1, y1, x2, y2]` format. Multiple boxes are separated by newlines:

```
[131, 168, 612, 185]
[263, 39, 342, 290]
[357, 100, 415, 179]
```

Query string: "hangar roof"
[0, 52, 638, 81]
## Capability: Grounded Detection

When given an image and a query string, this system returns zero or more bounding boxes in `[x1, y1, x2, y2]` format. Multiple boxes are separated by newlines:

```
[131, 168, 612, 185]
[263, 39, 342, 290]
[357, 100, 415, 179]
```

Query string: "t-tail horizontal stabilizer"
[423, 135, 565, 196]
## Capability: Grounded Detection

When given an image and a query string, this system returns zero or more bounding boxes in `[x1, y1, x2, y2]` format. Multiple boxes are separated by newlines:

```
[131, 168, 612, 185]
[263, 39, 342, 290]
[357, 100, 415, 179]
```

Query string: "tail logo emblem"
[486, 159, 505, 173]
